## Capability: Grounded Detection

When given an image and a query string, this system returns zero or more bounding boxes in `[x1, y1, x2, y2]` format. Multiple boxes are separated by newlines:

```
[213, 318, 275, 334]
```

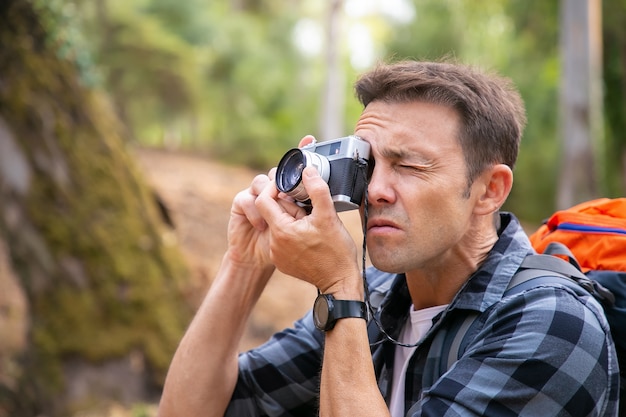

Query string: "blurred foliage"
[70, 0, 323, 169]
[63, 0, 624, 221]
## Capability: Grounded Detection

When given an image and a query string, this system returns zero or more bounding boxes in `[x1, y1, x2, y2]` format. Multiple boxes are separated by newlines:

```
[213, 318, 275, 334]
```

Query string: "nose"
[367, 165, 396, 205]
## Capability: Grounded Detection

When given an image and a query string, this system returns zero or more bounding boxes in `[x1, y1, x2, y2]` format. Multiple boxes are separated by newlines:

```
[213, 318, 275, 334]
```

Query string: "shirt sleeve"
[224, 267, 396, 416]
[415, 284, 619, 417]
[225, 311, 324, 417]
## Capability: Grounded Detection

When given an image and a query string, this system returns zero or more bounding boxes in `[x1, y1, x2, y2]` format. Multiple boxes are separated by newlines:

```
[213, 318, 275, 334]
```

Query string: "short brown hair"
[354, 60, 526, 186]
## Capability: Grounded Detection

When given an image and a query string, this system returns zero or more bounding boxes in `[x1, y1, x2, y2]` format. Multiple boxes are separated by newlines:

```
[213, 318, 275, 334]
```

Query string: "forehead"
[354, 100, 462, 159]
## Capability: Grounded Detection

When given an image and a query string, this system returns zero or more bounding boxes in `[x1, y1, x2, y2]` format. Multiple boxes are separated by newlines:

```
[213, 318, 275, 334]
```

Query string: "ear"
[472, 164, 513, 216]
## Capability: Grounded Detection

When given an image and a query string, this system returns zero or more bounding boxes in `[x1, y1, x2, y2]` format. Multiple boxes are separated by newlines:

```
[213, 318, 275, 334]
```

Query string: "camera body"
[276, 136, 371, 212]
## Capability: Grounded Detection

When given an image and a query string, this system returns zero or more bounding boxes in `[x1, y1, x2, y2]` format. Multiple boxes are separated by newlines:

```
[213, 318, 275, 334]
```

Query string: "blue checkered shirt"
[225, 213, 620, 416]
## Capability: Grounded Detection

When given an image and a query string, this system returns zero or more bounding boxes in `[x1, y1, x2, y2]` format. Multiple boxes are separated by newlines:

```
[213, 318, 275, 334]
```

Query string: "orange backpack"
[529, 198, 626, 272]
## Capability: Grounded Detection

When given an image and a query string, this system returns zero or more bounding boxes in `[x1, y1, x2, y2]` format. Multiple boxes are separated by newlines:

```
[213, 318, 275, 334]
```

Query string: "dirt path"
[133, 147, 364, 350]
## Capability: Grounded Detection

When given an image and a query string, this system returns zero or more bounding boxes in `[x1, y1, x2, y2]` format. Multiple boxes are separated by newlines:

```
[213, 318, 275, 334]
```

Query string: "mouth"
[367, 218, 401, 232]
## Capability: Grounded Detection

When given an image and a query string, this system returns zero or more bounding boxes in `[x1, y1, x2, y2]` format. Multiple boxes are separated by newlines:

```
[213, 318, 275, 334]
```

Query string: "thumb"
[302, 166, 334, 213]
[298, 135, 316, 148]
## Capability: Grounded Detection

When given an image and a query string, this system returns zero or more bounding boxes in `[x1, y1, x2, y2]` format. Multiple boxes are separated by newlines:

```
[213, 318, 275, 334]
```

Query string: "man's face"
[355, 100, 478, 275]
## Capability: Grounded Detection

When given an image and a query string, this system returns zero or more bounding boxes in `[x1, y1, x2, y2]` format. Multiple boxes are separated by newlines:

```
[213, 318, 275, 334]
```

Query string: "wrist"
[319, 267, 364, 300]
[223, 250, 275, 275]
[220, 252, 275, 290]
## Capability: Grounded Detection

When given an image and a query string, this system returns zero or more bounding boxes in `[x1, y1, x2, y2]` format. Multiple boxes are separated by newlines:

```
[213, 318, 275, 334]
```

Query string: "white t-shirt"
[389, 304, 448, 417]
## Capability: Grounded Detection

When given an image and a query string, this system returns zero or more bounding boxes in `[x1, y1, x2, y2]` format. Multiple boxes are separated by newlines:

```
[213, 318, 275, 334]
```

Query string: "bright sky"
[292, 0, 416, 69]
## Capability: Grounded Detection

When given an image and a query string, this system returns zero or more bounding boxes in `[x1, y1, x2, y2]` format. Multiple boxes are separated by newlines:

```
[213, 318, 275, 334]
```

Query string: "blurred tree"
[602, 0, 626, 196]
[199, 4, 317, 168]
[78, 0, 203, 145]
[499, 0, 561, 222]
[319, 0, 345, 141]
[0, 0, 191, 415]
[557, 0, 603, 209]
[144, 0, 213, 45]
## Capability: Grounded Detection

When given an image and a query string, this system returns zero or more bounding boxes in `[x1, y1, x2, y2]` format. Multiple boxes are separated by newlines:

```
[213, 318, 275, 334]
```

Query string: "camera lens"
[277, 149, 305, 192]
[276, 148, 330, 202]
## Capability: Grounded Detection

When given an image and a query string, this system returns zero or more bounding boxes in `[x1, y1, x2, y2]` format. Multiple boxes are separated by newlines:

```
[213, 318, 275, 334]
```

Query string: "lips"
[367, 218, 401, 232]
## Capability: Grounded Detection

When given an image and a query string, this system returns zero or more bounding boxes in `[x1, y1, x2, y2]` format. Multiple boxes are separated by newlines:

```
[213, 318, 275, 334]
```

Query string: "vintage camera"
[275, 135, 371, 212]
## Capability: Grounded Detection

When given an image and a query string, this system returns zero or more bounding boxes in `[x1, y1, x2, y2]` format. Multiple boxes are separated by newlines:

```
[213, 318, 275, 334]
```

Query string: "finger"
[276, 196, 307, 219]
[255, 179, 288, 228]
[301, 166, 335, 216]
[267, 167, 277, 181]
[250, 174, 271, 196]
[235, 174, 271, 231]
[298, 135, 316, 148]
[233, 188, 268, 231]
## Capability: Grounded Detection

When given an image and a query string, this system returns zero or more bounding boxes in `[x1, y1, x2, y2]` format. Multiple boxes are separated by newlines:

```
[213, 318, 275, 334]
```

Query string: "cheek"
[405, 189, 470, 237]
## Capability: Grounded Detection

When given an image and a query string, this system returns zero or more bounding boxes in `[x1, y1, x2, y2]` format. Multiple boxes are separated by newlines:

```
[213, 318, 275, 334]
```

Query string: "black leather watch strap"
[332, 299, 368, 320]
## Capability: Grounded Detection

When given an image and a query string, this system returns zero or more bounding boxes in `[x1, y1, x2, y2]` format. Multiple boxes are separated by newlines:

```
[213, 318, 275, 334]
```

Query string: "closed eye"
[399, 164, 428, 172]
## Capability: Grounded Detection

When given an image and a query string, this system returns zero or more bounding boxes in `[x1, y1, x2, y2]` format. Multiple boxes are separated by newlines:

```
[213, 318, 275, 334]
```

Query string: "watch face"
[313, 294, 331, 330]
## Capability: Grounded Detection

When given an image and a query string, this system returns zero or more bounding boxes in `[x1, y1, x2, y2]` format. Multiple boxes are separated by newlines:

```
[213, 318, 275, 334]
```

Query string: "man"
[158, 60, 619, 416]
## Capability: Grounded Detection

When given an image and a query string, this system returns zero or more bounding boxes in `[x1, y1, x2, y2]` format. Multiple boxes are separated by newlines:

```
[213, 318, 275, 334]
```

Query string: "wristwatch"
[312, 293, 368, 331]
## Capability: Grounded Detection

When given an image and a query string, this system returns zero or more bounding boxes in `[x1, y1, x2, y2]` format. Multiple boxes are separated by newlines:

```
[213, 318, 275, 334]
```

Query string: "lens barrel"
[276, 148, 330, 202]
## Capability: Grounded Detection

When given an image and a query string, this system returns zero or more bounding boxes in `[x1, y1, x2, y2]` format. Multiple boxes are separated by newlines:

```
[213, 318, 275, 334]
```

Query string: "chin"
[369, 257, 405, 275]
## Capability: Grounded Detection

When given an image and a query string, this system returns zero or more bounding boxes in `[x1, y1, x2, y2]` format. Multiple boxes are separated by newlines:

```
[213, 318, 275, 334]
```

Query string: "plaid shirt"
[226, 213, 620, 416]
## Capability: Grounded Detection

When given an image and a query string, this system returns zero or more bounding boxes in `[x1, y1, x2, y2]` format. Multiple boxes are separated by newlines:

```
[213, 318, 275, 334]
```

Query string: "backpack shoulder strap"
[506, 259, 586, 296]
[433, 312, 480, 379]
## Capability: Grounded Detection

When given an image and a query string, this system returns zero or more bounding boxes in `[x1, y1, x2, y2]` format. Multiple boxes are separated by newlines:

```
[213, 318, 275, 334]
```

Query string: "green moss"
[0, 0, 192, 411]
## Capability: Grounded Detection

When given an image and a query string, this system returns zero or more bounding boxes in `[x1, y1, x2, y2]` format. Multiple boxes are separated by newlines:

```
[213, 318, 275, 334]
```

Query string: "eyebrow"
[378, 145, 426, 163]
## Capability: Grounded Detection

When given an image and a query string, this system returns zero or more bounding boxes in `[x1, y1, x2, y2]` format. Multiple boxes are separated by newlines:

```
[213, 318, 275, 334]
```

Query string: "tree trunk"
[557, 0, 603, 208]
[319, 0, 345, 141]
[0, 1, 191, 415]
[602, 0, 626, 196]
